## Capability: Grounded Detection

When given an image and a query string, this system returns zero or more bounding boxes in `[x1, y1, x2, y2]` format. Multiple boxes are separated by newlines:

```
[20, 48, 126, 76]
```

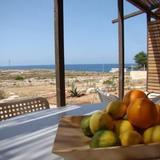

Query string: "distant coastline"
[0, 64, 135, 72]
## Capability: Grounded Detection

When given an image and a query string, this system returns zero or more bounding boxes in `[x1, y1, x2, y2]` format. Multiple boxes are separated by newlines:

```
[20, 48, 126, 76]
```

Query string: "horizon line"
[0, 63, 135, 67]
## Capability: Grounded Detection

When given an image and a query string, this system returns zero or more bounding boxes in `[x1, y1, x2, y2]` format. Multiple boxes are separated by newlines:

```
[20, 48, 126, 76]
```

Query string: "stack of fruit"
[80, 90, 160, 148]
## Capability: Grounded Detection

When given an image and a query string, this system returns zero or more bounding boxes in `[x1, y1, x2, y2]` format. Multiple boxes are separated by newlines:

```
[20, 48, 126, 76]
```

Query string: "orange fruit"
[155, 104, 160, 125]
[123, 90, 147, 107]
[127, 98, 158, 129]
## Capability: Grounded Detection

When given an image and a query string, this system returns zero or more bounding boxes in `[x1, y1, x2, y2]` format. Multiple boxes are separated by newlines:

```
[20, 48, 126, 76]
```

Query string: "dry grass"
[0, 70, 146, 106]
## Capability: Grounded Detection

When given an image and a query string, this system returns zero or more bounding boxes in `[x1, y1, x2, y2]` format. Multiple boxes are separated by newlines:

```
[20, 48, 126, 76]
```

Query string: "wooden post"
[54, 0, 65, 107]
[118, 0, 125, 100]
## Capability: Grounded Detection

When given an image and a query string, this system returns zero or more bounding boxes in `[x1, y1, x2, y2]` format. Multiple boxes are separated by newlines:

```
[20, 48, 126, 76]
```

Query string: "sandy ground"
[0, 69, 146, 107]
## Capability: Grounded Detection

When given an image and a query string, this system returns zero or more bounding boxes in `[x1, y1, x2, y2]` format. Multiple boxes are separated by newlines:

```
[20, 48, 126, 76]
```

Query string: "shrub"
[103, 79, 114, 85]
[69, 82, 81, 97]
[103, 76, 117, 91]
[0, 90, 6, 100]
[15, 75, 24, 80]
[103, 76, 116, 86]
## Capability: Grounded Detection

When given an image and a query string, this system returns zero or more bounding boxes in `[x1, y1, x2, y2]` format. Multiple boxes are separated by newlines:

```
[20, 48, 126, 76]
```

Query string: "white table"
[0, 102, 106, 160]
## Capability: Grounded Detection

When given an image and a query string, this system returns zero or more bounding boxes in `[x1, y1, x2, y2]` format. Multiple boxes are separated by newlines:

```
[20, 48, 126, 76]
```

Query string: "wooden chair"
[0, 97, 49, 121]
[149, 94, 160, 104]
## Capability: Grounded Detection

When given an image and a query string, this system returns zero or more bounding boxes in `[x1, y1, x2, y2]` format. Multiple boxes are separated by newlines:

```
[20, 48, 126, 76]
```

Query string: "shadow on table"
[0, 103, 105, 140]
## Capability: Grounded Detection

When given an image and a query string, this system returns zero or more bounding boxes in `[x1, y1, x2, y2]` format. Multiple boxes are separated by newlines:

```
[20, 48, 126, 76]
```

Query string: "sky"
[0, 0, 147, 66]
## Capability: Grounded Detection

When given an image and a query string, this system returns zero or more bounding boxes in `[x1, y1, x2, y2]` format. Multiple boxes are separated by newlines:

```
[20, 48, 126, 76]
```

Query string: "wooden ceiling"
[127, 0, 160, 19]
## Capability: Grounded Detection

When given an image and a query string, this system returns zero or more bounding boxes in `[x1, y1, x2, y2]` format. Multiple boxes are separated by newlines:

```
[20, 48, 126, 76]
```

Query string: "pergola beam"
[54, 0, 66, 107]
[118, 0, 125, 100]
[112, 10, 144, 23]
[127, 0, 159, 19]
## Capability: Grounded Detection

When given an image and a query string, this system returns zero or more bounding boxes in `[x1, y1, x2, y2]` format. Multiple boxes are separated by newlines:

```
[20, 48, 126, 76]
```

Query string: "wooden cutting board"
[53, 116, 160, 160]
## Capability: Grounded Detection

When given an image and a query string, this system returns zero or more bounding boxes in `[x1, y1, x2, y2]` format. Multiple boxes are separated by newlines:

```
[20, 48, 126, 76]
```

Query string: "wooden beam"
[127, 0, 159, 19]
[112, 10, 144, 23]
[112, 5, 159, 24]
[54, 0, 66, 107]
[118, 0, 125, 100]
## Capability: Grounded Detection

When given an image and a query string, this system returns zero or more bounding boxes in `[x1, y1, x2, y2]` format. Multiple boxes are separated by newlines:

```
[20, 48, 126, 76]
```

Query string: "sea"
[0, 64, 135, 72]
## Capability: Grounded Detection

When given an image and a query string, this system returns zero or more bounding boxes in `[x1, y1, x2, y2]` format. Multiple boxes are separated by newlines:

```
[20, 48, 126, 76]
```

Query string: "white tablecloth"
[0, 103, 106, 160]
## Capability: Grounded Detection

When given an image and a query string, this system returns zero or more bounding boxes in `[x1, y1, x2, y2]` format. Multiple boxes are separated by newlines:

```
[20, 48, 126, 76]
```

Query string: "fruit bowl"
[52, 115, 160, 160]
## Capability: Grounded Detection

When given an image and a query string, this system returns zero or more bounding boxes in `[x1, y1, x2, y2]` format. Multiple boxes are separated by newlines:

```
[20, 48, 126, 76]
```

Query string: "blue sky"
[0, 0, 146, 66]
